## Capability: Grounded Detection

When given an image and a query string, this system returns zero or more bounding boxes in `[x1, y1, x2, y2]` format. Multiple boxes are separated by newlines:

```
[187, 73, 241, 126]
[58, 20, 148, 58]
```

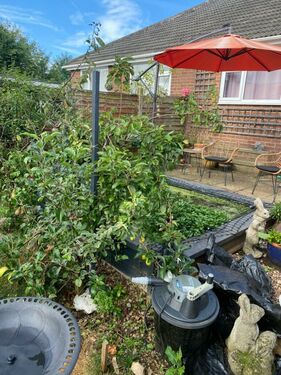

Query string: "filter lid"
[151, 276, 219, 329]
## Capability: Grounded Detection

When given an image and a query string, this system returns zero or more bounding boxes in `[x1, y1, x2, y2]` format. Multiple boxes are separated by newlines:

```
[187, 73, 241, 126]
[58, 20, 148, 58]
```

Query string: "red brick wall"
[170, 69, 196, 95]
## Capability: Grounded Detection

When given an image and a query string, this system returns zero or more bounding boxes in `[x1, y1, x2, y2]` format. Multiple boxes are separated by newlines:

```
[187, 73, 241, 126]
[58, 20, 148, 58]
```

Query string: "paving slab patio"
[168, 163, 281, 204]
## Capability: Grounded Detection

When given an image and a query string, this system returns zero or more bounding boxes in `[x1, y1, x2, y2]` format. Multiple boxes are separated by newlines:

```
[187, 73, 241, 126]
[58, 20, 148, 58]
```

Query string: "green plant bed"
[169, 187, 248, 239]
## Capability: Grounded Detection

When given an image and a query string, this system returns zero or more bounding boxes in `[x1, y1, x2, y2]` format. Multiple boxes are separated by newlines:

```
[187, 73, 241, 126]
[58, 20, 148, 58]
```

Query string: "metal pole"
[186, 25, 232, 44]
[90, 70, 100, 195]
[152, 62, 160, 119]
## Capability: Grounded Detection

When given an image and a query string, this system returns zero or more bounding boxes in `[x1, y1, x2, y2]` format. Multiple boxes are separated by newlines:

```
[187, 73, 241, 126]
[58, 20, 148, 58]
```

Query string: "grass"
[87, 350, 104, 375]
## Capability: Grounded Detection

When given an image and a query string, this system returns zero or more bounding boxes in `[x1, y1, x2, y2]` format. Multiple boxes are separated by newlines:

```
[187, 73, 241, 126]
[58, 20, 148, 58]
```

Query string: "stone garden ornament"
[226, 294, 277, 375]
[243, 198, 269, 258]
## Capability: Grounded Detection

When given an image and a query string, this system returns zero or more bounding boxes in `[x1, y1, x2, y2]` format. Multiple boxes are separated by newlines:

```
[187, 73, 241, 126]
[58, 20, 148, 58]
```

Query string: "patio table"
[183, 148, 203, 174]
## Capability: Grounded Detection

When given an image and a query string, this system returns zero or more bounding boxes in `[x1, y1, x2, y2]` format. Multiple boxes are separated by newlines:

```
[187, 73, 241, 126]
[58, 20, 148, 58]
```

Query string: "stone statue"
[226, 294, 277, 375]
[243, 198, 269, 258]
[255, 331, 277, 375]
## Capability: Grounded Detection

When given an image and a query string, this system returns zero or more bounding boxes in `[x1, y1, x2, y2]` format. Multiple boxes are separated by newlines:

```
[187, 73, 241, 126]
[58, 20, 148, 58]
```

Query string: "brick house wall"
[170, 69, 197, 95]
[170, 69, 281, 154]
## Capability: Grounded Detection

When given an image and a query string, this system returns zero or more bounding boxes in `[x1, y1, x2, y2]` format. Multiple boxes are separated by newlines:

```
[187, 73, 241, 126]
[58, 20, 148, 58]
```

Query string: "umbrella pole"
[152, 62, 160, 119]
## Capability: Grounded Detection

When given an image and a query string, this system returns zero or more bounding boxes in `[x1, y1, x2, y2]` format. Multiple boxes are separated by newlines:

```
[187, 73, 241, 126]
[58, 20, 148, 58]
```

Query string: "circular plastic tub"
[0, 297, 81, 375]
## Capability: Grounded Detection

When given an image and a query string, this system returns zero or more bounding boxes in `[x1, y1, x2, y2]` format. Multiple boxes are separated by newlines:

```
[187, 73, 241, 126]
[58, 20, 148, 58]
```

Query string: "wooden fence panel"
[73, 90, 183, 132]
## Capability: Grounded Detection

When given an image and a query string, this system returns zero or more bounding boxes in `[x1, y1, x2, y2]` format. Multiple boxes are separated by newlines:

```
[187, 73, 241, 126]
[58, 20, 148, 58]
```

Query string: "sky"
[0, 0, 202, 60]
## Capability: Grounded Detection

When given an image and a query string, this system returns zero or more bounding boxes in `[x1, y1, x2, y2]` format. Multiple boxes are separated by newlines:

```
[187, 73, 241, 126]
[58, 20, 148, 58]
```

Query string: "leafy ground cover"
[170, 186, 248, 238]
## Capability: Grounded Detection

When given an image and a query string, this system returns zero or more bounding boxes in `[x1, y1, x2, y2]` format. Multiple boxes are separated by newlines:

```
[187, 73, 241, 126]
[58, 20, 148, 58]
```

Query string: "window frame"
[219, 71, 281, 105]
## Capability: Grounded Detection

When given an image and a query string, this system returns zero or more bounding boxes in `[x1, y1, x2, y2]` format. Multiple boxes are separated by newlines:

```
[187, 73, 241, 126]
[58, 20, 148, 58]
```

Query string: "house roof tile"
[67, 0, 281, 67]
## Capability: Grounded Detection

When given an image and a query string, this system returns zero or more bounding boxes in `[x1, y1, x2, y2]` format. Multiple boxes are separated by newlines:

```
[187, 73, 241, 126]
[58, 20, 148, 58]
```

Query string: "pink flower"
[181, 87, 191, 97]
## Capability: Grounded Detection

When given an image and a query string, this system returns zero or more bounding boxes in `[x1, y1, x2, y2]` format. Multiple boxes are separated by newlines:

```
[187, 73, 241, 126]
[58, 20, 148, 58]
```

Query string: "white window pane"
[133, 63, 148, 76]
[82, 68, 109, 91]
[158, 74, 170, 95]
[223, 72, 242, 98]
[243, 70, 281, 100]
[97, 68, 108, 92]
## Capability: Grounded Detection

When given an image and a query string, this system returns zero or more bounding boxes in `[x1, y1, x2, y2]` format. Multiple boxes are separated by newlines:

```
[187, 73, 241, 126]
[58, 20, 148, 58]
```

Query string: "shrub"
[1, 112, 183, 296]
[0, 70, 67, 153]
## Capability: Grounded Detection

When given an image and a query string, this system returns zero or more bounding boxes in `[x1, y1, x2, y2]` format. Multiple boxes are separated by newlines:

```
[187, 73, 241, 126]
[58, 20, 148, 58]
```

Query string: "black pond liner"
[193, 247, 281, 375]
[0, 297, 81, 375]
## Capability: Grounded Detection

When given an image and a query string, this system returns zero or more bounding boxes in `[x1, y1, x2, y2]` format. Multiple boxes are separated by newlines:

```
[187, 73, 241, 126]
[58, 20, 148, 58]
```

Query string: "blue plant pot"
[268, 242, 281, 266]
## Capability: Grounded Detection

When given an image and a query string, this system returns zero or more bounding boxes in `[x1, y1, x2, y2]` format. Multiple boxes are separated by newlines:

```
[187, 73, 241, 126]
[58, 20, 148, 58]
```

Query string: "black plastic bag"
[199, 257, 281, 334]
[275, 357, 281, 375]
[231, 255, 272, 298]
[191, 336, 231, 375]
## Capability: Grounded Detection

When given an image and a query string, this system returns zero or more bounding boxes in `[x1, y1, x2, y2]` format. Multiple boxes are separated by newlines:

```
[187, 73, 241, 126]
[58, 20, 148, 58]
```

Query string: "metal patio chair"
[200, 141, 239, 186]
[252, 151, 281, 201]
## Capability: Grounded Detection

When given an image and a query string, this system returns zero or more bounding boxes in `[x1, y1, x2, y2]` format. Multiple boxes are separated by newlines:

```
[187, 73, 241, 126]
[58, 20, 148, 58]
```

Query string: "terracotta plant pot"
[267, 242, 281, 266]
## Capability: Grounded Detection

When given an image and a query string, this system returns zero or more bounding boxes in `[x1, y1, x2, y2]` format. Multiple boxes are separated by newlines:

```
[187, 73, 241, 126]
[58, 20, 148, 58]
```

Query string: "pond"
[169, 186, 248, 239]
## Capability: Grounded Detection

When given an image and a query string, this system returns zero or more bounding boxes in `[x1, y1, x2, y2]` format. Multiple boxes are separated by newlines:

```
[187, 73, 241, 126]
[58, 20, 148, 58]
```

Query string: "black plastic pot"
[106, 240, 157, 278]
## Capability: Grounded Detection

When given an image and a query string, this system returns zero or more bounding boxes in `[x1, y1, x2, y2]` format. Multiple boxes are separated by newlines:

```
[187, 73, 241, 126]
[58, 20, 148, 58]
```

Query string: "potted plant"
[259, 230, 281, 266]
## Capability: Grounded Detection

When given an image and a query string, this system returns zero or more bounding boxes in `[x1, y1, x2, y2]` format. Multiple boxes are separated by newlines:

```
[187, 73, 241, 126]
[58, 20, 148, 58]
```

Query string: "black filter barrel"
[154, 311, 211, 358]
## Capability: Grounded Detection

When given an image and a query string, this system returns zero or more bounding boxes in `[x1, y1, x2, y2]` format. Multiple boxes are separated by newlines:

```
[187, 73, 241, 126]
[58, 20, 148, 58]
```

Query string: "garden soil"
[70, 260, 168, 375]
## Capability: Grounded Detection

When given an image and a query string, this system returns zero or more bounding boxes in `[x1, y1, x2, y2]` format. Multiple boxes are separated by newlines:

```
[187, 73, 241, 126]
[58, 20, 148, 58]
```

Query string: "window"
[219, 70, 281, 104]
[81, 68, 108, 91]
[131, 63, 171, 95]
[158, 69, 171, 95]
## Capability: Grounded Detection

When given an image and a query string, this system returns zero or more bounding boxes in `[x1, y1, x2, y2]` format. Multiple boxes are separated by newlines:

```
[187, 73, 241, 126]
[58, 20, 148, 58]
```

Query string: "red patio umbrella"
[154, 34, 281, 72]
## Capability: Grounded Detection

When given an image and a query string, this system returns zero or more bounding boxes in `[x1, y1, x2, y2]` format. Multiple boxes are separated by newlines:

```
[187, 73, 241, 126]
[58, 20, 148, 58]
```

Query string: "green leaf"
[0, 267, 8, 277]
[75, 278, 82, 288]
[165, 346, 178, 366]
